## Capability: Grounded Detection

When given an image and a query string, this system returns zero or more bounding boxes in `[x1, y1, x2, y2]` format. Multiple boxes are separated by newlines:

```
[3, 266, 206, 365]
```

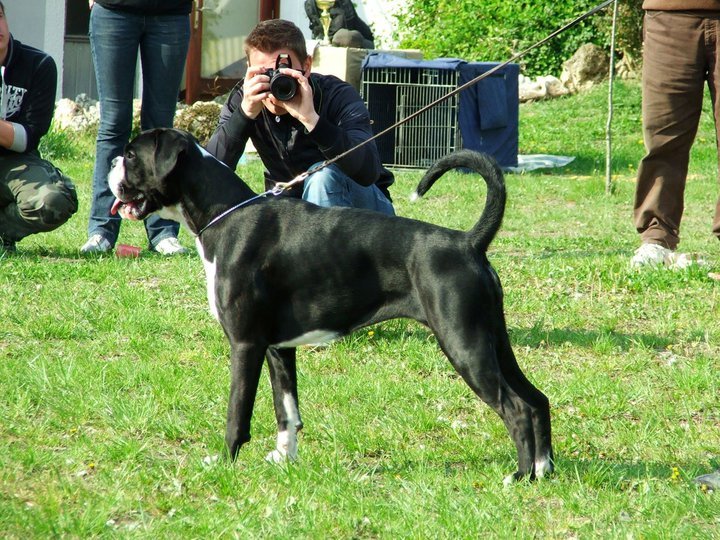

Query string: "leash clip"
[273, 171, 309, 194]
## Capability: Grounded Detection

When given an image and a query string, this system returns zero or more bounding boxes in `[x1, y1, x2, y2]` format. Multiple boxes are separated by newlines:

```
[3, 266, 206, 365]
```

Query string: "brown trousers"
[634, 10, 720, 249]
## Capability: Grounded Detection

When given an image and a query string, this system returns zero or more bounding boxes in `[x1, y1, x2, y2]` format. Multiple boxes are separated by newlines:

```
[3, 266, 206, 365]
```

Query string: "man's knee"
[17, 172, 78, 230]
[304, 168, 345, 193]
[302, 167, 350, 207]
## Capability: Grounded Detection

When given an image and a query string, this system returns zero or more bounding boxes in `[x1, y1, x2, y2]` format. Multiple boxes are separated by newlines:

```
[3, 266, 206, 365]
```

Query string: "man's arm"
[205, 85, 254, 169]
[306, 83, 384, 186]
[2, 54, 57, 153]
[0, 119, 24, 150]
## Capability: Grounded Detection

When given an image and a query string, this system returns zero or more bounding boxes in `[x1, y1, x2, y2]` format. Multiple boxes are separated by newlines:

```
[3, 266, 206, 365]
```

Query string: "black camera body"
[264, 54, 299, 102]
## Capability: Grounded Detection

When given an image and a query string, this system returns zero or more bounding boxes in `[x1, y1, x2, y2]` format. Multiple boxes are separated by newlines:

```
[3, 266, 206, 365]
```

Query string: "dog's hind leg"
[225, 341, 266, 460]
[265, 347, 303, 463]
[495, 330, 554, 480]
[436, 327, 541, 483]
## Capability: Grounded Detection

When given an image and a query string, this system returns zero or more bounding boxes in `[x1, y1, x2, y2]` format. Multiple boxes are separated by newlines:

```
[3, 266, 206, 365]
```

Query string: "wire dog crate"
[362, 65, 460, 169]
[361, 55, 519, 169]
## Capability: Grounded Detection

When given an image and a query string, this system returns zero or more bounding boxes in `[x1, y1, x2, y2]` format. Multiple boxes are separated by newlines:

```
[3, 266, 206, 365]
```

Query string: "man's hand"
[277, 69, 319, 132]
[241, 66, 271, 119]
[0, 120, 16, 150]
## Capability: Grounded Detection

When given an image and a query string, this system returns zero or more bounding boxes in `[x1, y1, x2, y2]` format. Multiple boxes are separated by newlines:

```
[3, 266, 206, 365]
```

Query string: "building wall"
[6, 0, 65, 97]
[281, 2, 312, 38]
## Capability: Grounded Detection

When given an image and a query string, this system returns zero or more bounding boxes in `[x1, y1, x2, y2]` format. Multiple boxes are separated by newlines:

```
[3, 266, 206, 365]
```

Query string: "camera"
[264, 54, 299, 101]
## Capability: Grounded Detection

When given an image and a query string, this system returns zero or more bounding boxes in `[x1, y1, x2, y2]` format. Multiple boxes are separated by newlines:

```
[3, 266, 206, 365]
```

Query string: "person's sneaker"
[694, 470, 720, 491]
[153, 237, 187, 256]
[666, 251, 707, 270]
[80, 234, 112, 254]
[630, 243, 707, 270]
[630, 243, 673, 268]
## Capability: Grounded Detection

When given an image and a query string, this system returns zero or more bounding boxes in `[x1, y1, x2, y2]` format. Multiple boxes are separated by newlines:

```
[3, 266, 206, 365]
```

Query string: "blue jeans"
[87, 4, 190, 247]
[302, 164, 395, 215]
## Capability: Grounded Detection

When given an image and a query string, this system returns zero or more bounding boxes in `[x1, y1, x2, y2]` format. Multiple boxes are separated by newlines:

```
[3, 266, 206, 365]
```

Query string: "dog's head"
[109, 128, 193, 220]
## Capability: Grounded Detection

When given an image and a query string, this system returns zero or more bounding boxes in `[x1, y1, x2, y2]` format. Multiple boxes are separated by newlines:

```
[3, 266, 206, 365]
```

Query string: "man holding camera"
[206, 19, 394, 215]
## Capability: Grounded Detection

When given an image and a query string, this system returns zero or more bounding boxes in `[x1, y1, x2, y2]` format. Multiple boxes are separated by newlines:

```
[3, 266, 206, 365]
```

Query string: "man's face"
[248, 48, 310, 116]
[0, 9, 9, 58]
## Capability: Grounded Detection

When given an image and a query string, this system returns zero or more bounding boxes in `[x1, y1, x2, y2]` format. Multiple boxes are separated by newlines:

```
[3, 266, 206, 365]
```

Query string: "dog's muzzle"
[108, 156, 151, 221]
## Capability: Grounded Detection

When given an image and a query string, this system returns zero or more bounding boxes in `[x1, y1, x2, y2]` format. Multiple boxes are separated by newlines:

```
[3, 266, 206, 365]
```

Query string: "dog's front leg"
[265, 347, 303, 463]
[225, 341, 266, 460]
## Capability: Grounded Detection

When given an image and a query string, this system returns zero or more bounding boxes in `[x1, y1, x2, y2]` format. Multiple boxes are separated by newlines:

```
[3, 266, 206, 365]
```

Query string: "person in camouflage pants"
[0, 1, 77, 253]
[0, 154, 77, 249]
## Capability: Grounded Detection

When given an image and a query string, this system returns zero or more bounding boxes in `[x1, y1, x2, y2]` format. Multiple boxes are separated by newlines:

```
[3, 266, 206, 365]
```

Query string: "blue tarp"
[361, 53, 519, 167]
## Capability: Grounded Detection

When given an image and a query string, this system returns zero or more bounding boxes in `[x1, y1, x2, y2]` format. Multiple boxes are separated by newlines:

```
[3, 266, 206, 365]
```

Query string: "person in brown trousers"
[632, 1, 720, 490]
[631, 1, 720, 268]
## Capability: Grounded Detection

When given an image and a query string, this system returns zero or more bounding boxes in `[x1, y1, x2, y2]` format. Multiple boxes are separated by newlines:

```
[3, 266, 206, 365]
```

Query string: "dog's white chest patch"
[158, 204, 188, 229]
[273, 330, 341, 348]
[196, 240, 220, 322]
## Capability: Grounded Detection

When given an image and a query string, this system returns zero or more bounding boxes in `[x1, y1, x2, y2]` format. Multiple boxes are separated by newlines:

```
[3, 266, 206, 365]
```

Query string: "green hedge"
[392, 0, 643, 77]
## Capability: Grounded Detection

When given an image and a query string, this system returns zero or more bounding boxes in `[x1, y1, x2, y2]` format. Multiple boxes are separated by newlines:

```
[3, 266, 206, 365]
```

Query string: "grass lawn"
[1, 79, 718, 537]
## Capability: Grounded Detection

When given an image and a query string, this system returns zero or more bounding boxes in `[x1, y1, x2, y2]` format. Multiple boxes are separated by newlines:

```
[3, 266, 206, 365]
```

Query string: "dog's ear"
[153, 129, 190, 181]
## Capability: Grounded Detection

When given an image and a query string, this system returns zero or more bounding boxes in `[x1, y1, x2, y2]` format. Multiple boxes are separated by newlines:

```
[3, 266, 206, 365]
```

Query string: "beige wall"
[200, 0, 259, 77]
[5, 0, 65, 98]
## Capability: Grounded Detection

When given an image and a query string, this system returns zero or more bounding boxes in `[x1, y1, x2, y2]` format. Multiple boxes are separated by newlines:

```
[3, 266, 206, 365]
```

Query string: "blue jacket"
[206, 73, 394, 198]
[0, 35, 57, 156]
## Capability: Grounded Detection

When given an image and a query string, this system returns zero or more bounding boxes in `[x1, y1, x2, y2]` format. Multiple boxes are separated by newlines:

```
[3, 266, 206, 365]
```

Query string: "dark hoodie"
[94, 0, 192, 16]
[207, 74, 395, 199]
[0, 34, 57, 156]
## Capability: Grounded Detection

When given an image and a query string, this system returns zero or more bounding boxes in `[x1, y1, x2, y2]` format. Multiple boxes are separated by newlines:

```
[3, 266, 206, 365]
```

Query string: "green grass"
[1, 80, 719, 537]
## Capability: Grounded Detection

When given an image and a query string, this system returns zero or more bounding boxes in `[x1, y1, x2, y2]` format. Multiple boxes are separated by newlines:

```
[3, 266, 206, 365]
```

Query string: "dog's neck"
[176, 145, 259, 236]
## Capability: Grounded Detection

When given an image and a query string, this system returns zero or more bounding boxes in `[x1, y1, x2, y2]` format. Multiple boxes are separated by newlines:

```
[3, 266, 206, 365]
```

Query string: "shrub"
[392, 0, 643, 77]
[173, 101, 222, 146]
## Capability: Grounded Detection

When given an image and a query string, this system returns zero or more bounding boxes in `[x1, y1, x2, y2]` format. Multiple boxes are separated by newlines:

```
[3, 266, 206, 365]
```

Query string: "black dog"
[109, 128, 553, 482]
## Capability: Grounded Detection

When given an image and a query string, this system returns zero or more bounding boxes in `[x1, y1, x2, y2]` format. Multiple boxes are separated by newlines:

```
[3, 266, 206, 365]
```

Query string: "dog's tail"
[411, 149, 506, 253]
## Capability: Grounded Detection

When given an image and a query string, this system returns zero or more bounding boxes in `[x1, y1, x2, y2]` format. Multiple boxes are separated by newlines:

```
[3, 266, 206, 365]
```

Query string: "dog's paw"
[265, 429, 299, 464]
[535, 456, 554, 478]
[265, 448, 298, 464]
[202, 454, 220, 467]
[265, 449, 285, 464]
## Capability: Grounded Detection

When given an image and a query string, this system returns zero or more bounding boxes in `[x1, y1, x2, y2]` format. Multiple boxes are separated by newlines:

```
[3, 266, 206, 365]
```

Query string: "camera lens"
[270, 73, 298, 101]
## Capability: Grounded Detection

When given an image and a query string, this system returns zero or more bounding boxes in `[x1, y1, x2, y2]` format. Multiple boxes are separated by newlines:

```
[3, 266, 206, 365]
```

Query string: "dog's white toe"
[265, 449, 286, 464]
[265, 448, 298, 464]
[535, 456, 554, 478]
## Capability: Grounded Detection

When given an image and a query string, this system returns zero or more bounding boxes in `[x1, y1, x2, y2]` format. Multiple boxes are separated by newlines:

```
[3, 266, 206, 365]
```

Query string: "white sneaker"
[630, 243, 672, 268]
[630, 242, 706, 269]
[80, 234, 112, 254]
[154, 237, 187, 256]
[666, 252, 707, 270]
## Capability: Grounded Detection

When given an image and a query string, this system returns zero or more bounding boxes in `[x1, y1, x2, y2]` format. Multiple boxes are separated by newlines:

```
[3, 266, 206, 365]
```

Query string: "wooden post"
[185, 0, 204, 104]
[605, 0, 619, 194]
